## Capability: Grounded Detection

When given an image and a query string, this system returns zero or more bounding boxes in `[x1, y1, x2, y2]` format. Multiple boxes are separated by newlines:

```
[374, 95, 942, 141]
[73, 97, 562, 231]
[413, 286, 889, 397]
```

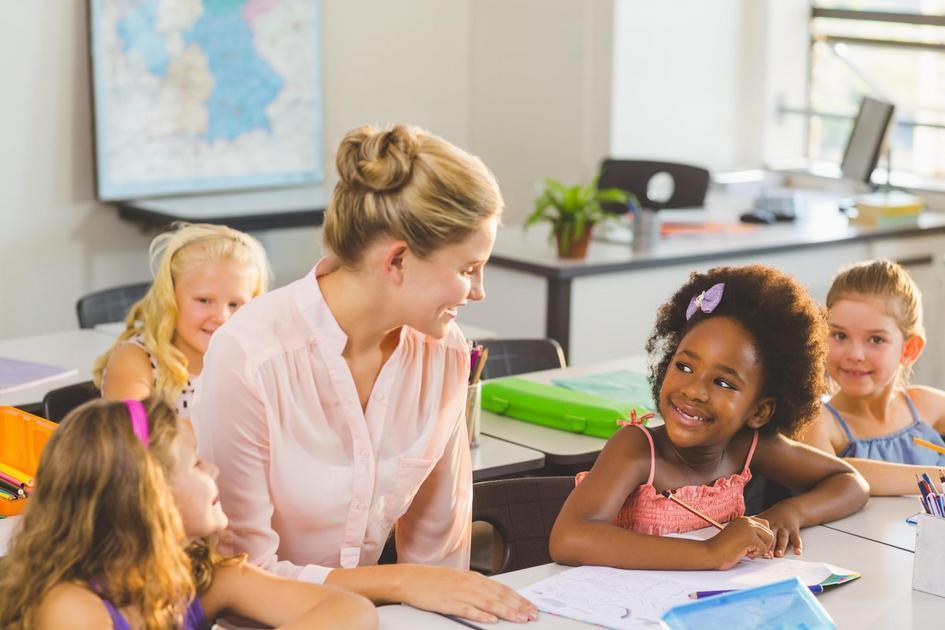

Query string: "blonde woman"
[0, 398, 377, 629]
[94, 223, 271, 415]
[193, 124, 538, 625]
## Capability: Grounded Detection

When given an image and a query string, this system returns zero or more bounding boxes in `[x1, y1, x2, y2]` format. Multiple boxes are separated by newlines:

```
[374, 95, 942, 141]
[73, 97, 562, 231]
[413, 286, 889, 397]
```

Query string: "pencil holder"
[631, 209, 660, 252]
[913, 513, 945, 598]
[466, 382, 482, 448]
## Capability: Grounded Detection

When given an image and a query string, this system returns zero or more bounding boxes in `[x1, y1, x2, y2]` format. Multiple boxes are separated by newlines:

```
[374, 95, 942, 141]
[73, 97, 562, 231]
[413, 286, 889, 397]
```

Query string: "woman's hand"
[705, 516, 774, 570]
[394, 565, 538, 624]
[756, 505, 804, 557]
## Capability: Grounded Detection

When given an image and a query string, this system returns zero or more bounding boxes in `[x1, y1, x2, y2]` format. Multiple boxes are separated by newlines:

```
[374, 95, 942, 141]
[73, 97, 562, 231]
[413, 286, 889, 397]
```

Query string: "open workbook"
[519, 532, 858, 629]
[0, 356, 77, 395]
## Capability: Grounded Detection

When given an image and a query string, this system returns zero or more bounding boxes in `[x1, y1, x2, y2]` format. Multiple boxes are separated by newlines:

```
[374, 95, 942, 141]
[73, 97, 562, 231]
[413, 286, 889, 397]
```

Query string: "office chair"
[76, 282, 151, 329]
[471, 476, 575, 575]
[599, 159, 710, 212]
[42, 380, 100, 423]
[478, 338, 566, 381]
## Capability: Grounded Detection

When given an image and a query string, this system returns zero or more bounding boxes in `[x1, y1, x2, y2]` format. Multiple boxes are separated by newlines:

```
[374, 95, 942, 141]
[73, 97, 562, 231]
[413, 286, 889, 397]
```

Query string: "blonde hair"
[0, 399, 192, 629]
[826, 258, 924, 383]
[93, 222, 271, 403]
[323, 123, 503, 266]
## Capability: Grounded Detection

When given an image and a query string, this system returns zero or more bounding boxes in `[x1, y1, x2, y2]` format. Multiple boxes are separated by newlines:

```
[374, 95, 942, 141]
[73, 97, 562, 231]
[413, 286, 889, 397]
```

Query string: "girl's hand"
[757, 505, 803, 557]
[705, 516, 774, 570]
[396, 565, 539, 624]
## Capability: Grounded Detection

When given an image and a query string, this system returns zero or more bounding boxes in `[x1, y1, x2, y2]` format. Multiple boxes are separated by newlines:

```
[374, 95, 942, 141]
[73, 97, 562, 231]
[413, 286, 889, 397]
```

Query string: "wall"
[0, 0, 473, 338]
[610, 0, 809, 171]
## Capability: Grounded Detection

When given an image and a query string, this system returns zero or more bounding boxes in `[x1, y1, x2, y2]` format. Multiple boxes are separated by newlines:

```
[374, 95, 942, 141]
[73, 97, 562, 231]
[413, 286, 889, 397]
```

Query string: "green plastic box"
[480, 377, 650, 439]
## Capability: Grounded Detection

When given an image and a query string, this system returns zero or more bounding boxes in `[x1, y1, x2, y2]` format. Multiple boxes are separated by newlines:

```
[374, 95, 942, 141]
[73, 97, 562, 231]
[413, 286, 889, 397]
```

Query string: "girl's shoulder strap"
[901, 390, 925, 424]
[629, 423, 656, 486]
[742, 430, 760, 474]
[822, 401, 857, 442]
[87, 582, 131, 630]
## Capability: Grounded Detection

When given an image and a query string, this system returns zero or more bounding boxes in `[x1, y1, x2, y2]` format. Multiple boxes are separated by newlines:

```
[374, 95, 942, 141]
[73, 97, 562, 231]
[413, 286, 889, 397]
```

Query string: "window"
[805, 2, 945, 180]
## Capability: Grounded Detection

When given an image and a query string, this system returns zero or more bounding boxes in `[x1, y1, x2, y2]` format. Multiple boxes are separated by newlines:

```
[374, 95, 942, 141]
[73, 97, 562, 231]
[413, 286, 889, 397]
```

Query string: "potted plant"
[525, 176, 634, 259]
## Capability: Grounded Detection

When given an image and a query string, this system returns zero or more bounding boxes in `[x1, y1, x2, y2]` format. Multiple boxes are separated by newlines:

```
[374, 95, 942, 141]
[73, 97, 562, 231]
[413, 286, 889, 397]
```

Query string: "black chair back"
[479, 338, 565, 381]
[43, 380, 100, 423]
[76, 282, 151, 329]
[599, 159, 710, 212]
[472, 476, 575, 574]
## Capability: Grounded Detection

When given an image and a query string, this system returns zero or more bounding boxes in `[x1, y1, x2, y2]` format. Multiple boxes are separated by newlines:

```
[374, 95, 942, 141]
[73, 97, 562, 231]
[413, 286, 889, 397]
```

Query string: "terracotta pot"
[554, 224, 593, 258]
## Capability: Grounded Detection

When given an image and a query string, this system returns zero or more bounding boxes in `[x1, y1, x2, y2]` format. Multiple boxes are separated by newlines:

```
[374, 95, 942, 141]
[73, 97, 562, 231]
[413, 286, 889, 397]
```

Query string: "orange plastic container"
[0, 406, 56, 516]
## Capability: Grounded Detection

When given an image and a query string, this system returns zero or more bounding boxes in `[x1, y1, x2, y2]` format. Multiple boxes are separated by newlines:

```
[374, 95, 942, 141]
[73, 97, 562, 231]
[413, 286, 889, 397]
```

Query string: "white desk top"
[480, 357, 649, 465]
[823, 495, 921, 552]
[0, 515, 19, 556]
[473, 435, 544, 481]
[95, 320, 497, 340]
[0, 329, 115, 407]
[378, 525, 944, 629]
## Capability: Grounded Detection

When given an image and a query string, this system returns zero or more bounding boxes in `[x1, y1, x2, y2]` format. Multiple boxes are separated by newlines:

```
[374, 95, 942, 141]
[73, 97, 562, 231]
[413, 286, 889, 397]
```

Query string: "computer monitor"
[840, 96, 895, 185]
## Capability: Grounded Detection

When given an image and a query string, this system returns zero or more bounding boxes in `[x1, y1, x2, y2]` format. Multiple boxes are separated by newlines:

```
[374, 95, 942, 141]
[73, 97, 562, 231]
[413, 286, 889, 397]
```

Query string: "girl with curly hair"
[94, 222, 271, 415]
[801, 259, 945, 495]
[0, 398, 377, 629]
[550, 265, 868, 571]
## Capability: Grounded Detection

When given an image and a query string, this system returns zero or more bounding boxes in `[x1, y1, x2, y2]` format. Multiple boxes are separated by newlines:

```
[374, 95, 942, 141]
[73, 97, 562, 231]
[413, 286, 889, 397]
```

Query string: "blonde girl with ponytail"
[192, 124, 538, 625]
[93, 222, 271, 415]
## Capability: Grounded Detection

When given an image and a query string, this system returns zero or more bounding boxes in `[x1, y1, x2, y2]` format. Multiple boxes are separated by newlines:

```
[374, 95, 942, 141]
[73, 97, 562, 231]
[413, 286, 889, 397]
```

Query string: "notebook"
[519, 557, 858, 629]
[0, 356, 78, 394]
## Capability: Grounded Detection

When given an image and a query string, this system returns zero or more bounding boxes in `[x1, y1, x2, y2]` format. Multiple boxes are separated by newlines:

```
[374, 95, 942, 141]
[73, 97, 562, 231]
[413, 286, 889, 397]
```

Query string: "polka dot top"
[122, 335, 198, 417]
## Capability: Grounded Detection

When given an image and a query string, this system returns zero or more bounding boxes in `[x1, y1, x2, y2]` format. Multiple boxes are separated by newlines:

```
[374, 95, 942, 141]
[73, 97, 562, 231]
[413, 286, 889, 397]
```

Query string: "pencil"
[470, 347, 489, 385]
[913, 436, 945, 456]
[661, 490, 724, 530]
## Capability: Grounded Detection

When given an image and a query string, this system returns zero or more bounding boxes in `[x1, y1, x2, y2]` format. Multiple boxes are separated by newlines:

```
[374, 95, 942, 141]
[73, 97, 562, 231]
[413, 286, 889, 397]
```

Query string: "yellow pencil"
[913, 436, 945, 456]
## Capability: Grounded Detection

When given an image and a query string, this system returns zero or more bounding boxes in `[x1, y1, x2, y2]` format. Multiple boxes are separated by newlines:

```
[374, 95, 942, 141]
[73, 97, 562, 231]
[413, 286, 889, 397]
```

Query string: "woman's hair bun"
[335, 124, 419, 193]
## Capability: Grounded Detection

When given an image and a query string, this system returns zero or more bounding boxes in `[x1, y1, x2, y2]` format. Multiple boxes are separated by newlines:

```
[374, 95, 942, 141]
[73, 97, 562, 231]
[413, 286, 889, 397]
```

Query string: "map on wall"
[90, 0, 323, 200]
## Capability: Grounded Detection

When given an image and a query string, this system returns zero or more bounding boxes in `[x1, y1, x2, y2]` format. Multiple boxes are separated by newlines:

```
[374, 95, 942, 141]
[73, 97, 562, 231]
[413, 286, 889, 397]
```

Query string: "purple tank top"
[96, 590, 206, 630]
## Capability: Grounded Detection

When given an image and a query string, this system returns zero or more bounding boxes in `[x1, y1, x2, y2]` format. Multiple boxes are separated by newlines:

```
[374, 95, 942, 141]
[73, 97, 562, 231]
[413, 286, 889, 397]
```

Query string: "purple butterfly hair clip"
[685, 282, 725, 320]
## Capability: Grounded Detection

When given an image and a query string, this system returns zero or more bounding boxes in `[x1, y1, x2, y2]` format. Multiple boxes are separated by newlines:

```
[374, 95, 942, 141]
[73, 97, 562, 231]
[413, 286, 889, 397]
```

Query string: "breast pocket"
[384, 457, 434, 523]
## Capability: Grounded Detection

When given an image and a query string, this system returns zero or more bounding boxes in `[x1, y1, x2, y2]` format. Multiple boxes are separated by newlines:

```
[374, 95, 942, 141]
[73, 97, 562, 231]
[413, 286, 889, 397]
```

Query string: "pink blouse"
[191, 257, 472, 585]
[576, 424, 757, 535]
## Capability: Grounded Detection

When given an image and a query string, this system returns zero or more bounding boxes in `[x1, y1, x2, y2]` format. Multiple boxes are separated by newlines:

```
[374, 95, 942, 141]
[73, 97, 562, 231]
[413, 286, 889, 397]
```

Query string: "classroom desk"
[377, 525, 945, 628]
[462, 191, 945, 375]
[480, 357, 648, 466]
[94, 320, 499, 340]
[822, 495, 921, 552]
[473, 436, 544, 481]
[0, 330, 115, 407]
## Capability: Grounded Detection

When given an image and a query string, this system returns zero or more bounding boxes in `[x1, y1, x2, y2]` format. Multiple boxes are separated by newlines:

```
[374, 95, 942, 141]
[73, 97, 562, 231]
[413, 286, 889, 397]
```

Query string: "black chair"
[42, 380, 100, 423]
[479, 338, 566, 381]
[472, 476, 575, 574]
[76, 282, 151, 329]
[599, 159, 710, 213]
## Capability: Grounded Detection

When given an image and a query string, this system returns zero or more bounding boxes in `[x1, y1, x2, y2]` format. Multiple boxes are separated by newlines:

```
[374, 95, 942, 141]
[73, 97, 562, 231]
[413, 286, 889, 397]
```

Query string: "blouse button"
[360, 448, 369, 459]
[376, 392, 385, 401]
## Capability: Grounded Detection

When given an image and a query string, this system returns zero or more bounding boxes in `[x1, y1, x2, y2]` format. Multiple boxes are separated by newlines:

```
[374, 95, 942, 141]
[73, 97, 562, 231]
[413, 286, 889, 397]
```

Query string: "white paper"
[519, 557, 856, 630]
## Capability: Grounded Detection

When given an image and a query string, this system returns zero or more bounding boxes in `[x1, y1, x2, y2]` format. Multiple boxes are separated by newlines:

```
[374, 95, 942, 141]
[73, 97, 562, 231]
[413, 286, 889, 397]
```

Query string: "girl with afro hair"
[551, 264, 868, 571]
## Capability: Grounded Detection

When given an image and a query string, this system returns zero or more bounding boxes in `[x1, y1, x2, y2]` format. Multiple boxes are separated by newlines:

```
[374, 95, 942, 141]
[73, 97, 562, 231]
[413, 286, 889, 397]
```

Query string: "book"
[0, 356, 78, 394]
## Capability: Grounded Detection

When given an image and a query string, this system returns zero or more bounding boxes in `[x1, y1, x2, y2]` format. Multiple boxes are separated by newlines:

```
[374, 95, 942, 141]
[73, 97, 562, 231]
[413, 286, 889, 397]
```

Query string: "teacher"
[193, 124, 536, 624]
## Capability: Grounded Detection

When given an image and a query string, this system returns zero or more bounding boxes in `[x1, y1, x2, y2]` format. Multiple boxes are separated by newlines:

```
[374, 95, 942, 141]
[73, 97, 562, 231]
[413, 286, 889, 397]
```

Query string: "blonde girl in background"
[193, 123, 538, 625]
[0, 398, 377, 629]
[801, 259, 945, 495]
[94, 223, 270, 415]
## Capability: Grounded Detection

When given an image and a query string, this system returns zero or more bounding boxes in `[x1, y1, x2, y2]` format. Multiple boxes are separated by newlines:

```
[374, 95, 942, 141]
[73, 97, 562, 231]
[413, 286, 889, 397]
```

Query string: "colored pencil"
[912, 436, 945, 456]
[661, 490, 724, 530]
[689, 585, 824, 599]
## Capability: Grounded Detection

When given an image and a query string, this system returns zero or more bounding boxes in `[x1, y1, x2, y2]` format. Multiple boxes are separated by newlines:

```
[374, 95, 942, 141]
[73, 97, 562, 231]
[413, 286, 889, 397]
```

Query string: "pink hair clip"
[124, 399, 150, 446]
